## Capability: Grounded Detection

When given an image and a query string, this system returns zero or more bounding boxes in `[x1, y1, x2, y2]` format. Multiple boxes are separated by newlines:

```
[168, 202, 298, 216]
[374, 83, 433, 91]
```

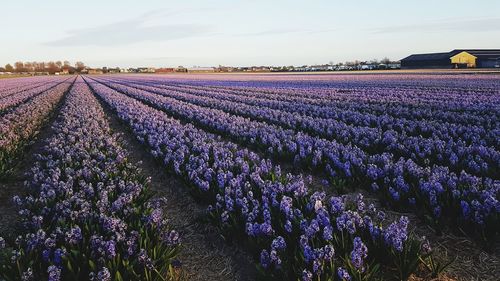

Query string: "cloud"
[372, 17, 500, 33]
[45, 10, 212, 46]
[233, 27, 337, 37]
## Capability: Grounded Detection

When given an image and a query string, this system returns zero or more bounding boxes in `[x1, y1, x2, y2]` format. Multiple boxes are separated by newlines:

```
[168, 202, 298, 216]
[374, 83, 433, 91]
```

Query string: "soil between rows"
[92, 85, 258, 281]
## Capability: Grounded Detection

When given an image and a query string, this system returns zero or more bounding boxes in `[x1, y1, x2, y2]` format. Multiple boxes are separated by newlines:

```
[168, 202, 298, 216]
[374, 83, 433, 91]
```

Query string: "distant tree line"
[0, 61, 86, 74]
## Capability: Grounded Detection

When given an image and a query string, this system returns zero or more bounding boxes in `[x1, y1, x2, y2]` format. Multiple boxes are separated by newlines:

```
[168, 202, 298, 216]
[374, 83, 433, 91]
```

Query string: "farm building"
[187, 67, 215, 73]
[401, 49, 500, 69]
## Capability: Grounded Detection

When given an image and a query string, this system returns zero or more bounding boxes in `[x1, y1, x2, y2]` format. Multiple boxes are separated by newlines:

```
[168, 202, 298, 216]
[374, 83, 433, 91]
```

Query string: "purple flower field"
[0, 73, 499, 280]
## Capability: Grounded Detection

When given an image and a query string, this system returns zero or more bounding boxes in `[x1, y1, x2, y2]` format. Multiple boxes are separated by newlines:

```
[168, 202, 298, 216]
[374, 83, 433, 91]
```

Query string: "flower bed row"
[0, 78, 74, 177]
[121, 79, 497, 148]
[0, 77, 60, 99]
[101, 77, 499, 179]
[118, 75, 499, 129]
[90, 77, 499, 241]
[85, 77, 436, 280]
[107, 77, 500, 146]
[0, 78, 69, 113]
[0, 78, 180, 281]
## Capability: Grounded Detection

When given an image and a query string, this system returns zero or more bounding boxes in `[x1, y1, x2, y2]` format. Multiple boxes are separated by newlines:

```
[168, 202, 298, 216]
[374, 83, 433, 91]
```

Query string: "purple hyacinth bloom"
[165, 230, 180, 246]
[351, 237, 368, 272]
[21, 267, 33, 281]
[97, 267, 111, 281]
[384, 216, 409, 252]
[302, 269, 313, 281]
[284, 220, 293, 233]
[337, 267, 351, 280]
[53, 248, 66, 265]
[271, 236, 286, 251]
[260, 249, 271, 269]
[47, 265, 61, 281]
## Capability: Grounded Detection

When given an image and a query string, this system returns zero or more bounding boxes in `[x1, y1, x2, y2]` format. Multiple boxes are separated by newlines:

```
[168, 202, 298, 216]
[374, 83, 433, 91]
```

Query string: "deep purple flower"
[47, 265, 61, 281]
[97, 267, 111, 281]
[271, 236, 286, 251]
[351, 237, 368, 272]
[260, 249, 271, 269]
[302, 269, 313, 281]
[337, 267, 351, 281]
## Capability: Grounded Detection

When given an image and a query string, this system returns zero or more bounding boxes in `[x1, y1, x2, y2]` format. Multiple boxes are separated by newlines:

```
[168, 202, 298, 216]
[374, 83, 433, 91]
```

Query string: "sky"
[1, 0, 500, 68]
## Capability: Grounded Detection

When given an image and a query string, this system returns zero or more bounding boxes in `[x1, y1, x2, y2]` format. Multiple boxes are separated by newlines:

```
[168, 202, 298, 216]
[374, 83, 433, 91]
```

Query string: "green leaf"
[115, 271, 123, 281]
[89, 260, 96, 271]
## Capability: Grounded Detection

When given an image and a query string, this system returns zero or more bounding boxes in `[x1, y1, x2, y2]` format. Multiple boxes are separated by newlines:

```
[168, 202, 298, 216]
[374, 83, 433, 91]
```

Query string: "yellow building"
[450, 51, 477, 68]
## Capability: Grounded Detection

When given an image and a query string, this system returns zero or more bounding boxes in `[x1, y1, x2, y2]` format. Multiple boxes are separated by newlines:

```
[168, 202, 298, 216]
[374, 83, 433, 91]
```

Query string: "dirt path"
[95, 93, 258, 281]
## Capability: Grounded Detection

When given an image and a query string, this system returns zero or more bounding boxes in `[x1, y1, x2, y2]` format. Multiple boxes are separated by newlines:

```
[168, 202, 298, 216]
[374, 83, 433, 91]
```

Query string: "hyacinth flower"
[0, 78, 180, 280]
[89, 76, 499, 242]
[85, 76, 434, 280]
[101, 76, 498, 180]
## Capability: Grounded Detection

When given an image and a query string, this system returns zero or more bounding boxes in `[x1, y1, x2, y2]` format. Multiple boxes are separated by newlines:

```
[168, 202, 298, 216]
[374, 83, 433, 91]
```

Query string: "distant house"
[88, 68, 103, 75]
[137, 67, 155, 73]
[251, 66, 271, 72]
[187, 67, 215, 73]
[155, 68, 175, 73]
[401, 49, 500, 69]
[175, 66, 187, 72]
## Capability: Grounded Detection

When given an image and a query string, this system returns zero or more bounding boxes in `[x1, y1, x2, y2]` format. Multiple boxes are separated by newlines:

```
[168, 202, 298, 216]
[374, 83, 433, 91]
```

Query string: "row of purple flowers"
[0, 78, 69, 113]
[128, 76, 498, 130]
[0, 79, 180, 280]
[0, 79, 73, 177]
[91, 77, 499, 241]
[130, 80, 498, 148]
[101, 77, 498, 179]
[85, 77, 434, 280]
[0, 76, 61, 99]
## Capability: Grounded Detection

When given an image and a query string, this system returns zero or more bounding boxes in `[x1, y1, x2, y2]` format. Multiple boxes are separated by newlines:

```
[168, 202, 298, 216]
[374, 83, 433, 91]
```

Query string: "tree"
[381, 57, 391, 64]
[36, 62, 46, 72]
[63, 60, 71, 68]
[5, 64, 14, 72]
[24, 62, 34, 72]
[75, 61, 85, 72]
[55, 61, 62, 70]
[14, 61, 26, 72]
[47, 61, 59, 74]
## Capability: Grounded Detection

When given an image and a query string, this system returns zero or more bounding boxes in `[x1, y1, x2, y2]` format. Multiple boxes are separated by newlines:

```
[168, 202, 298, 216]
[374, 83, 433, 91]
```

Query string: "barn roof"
[453, 49, 500, 59]
[400, 51, 459, 62]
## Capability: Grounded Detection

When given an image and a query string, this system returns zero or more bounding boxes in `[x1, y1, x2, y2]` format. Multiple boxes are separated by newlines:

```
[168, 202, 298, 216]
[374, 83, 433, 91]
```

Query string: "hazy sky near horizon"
[2, 0, 500, 68]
